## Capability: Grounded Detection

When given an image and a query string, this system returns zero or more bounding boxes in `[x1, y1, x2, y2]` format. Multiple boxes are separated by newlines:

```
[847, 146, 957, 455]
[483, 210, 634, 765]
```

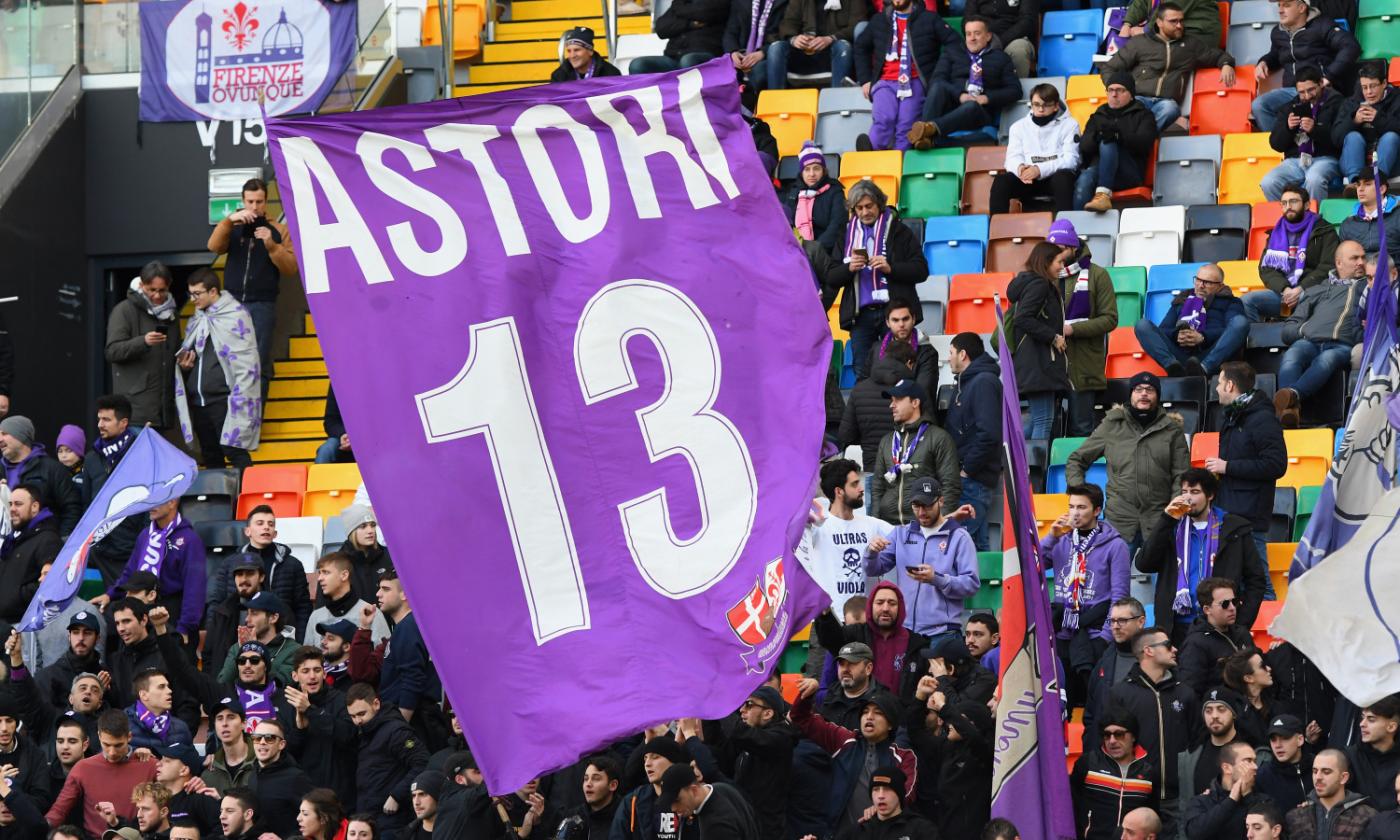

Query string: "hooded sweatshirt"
[812, 582, 929, 699]
[1039, 520, 1131, 643]
[1006, 109, 1081, 178]
[790, 691, 916, 834]
[867, 523, 980, 638]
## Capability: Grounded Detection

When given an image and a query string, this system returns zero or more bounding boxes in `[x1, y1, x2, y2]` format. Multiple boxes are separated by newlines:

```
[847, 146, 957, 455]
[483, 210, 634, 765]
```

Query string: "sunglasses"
[1102, 729, 1132, 740]
[1144, 639, 1175, 651]
[741, 700, 770, 711]
[251, 733, 282, 743]
[236, 656, 264, 665]
[1214, 598, 1242, 609]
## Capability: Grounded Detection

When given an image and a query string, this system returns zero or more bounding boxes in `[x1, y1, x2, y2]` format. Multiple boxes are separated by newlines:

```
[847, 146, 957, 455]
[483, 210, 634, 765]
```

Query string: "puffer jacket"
[1285, 791, 1379, 840]
[869, 419, 962, 523]
[1339, 196, 1400, 262]
[1258, 9, 1361, 88]
[1006, 270, 1071, 395]
[1124, 0, 1220, 42]
[1107, 664, 1201, 800]
[1269, 89, 1347, 160]
[1217, 390, 1288, 533]
[651, 0, 731, 59]
[853, 4, 959, 86]
[779, 0, 867, 42]
[945, 352, 1002, 488]
[1080, 99, 1159, 171]
[860, 337, 939, 396]
[1066, 405, 1187, 543]
[1283, 273, 1365, 346]
[781, 176, 847, 253]
[1006, 109, 1081, 178]
[1071, 744, 1159, 840]
[1100, 29, 1234, 103]
[1176, 617, 1255, 696]
[1332, 87, 1400, 152]
[838, 355, 912, 471]
[104, 287, 178, 429]
[1059, 256, 1119, 392]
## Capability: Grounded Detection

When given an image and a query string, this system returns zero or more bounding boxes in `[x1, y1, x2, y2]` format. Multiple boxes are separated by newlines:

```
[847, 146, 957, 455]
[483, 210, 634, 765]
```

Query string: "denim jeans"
[1251, 87, 1297, 133]
[1279, 338, 1352, 398]
[959, 475, 995, 551]
[1024, 392, 1057, 440]
[1136, 95, 1181, 133]
[242, 299, 276, 397]
[1341, 131, 1400, 181]
[765, 38, 852, 89]
[627, 53, 714, 74]
[1261, 156, 1340, 205]
[1242, 289, 1282, 323]
[1073, 142, 1144, 207]
[921, 80, 993, 131]
[1133, 315, 1250, 375]
[848, 306, 887, 384]
[1254, 531, 1276, 601]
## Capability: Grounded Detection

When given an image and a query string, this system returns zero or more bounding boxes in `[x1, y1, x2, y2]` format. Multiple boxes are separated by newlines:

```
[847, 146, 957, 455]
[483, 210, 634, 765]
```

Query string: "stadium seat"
[999, 101, 1032, 145]
[968, 552, 1005, 611]
[946, 273, 1014, 333]
[1271, 486, 1297, 543]
[1252, 600, 1284, 649]
[1226, 1, 1279, 69]
[1056, 210, 1119, 266]
[1294, 484, 1322, 540]
[1267, 542, 1296, 600]
[1047, 436, 1104, 494]
[840, 341, 857, 389]
[1107, 266, 1147, 327]
[273, 516, 324, 573]
[1319, 198, 1355, 225]
[422, 0, 483, 59]
[1113, 146, 1159, 209]
[987, 212, 1052, 273]
[1066, 74, 1107, 129]
[303, 463, 363, 522]
[1220, 259, 1265, 297]
[1160, 375, 1209, 434]
[1357, 0, 1400, 59]
[1155, 135, 1222, 208]
[1184, 203, 1250, 263]
[1189, 69, 1257, 136]
[194, 519, 244, 561]
[236, 465, 308, 519]
[1216, 0, 1231, 46]
[1034, 493, 1069, 538]
[1117, 205, 1187, 268]
[1039, 11, 1103, 76]
[181, 468, 240, 525]
[1245, 322, 1288, 375]
[756, 89, 820, 158]
[901, 217, 926, 244]
[1281, 429, 1335, 489]
[840, 150, 903, 204]
[1248, 202, 1285, 260]
[962, 146, 1008, 215]
[924, 215, 989, 275]
[816, 88, 874, 154]
[1105, 327, 1169, 379]
[324, 515, 349, 548]
[1393, 56, 1400, 84]
[901, 148, 965, 218]
[914, 277, 950, 332]
[1027, 438, 1050, 493]
[610, 34, 667, 73]
[1220, 133, 1282, 206]
[1145, 262, 1204, 324]
[778, 153, 841, 190]
[1191, 432, 1219, 467]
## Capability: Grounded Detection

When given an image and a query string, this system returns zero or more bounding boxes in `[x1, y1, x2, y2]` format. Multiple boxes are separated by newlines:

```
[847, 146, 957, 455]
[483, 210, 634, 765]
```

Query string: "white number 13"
[416, 280, 757, 645]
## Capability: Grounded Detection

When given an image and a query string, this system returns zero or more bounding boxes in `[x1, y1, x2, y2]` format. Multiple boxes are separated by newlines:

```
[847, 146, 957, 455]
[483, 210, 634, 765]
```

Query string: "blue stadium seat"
[1039, 11, 1103, 76]
[923, 214, 989, 275]
[1145, 262, 1206, 324]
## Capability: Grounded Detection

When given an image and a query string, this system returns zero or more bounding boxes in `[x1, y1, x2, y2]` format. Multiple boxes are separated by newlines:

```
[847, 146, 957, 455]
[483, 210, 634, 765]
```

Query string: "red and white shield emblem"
[726, 581, 772, 646]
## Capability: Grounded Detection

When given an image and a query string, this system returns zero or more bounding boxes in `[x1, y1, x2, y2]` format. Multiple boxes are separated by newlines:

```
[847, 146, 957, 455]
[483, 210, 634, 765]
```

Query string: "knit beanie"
[57, 424, 87, 455]
[0, 416, 35, 448]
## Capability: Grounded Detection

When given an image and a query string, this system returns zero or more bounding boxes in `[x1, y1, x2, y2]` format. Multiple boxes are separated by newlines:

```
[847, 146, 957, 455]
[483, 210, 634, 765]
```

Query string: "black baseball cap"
[909, 477, 943, 506]
[243, 591, 285, 616]
[1267, 714, 1305, 738]
[124, 571, 160, 593]
[836, 642, 874, 663]
[881, 379, 927, 404]
[68, 610, 101, 633]
[230, 553, 265, 574]
[316, 618, 357, 643]
[656, 763, 699, 811]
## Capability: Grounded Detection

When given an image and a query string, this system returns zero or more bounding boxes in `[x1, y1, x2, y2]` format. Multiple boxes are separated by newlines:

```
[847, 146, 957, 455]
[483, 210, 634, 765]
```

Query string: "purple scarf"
[1061, 525, 1102, 631]
[745, 0, 778, 53]
[1173, 508, 1223, 615]
[135, 700, 171, 739]
[1296, 91, 1333, 158]
[93, 428, 136, 472]
[1261, 211, 1321, 287]
[966, 48, 986, 94]
[888, 11, 914, 99]
[137, 514, 183, 578]
[238, 682, 280, 732]
[884, 422, 928, 482]
[1062, 263, 1092, 321]
[1177, 294, 1207, 331]
[844, 209, 894, 306]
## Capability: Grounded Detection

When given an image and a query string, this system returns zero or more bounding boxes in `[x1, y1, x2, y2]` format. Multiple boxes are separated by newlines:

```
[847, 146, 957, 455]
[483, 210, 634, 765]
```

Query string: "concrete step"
[251, 439, 322, 463]
[288, 336, 324, 360]
[483, 40, 566, 62]
[279, 359, 329, 377]
[509, 0, 589, 20]
[269, 377, 328, 400]
[264, 398, 326, 420]
[261, 419, 325, 440]
[304, 313, 316, 335]
[471, 60, 558, 83]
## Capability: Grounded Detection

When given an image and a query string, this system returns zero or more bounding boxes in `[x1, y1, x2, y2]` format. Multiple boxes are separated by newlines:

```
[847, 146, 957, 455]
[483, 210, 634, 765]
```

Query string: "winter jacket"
[868, 517, 980, 637]
[33, 646, 105, 712]
[835, 354, 920, 461]
[1080, 99, 1159, 172]
[353, 706, 431, 834]
[1332, 88, 1400, 153]
[1362, 811, 1400, 840]
[1349, 740, 1400, 812]
[722, 0, 789, 53]
[1083, 641, 1142, 752]
[1256, 752, 1314, 813]
[1183, 778, 1272, 840]
[4, 448, 81, 536]
[208, 541, 314, 636]
[781, 177, 848, 253]
[104, 289, 179, 429]
[945, 352, 1002, 488]
[1286, 791, 1380, 840]
[249, 754, 314, 837]
[549, 57, 623, 82]
[0, 785, 47, 840]
[200, 740, 256, 794]
[709, 717, 798, 840]
[834, 808, 939, 840]
[869, 419, 962, 524]
[820, 681, 889, 732]
[337, 538, 394, 605]
[1258, 218, 1340, 295]
[208, 216, 297, 303]
[1284, 273, 1365, 346]
[215, 631, 298, 686]
[964, 0, 1038, 46]
[1100, 30, 1234, 103]
[0, 511, 59, 623]
[284, 684, 359, 811]
[1124, 0, 1221, 42]
[1006, 110, 1081, 181]
[683, 783, 760, 840]
[1040, 521, 1131, 643]
[1155, 289, 1247, 355]
[1071, 744, 1159, 840]
[0, 733, 54, 813]
[125, 704, 194, 752]
[823, 215, 928, 331]
[1270, 89, 1348, 160]
[652, 0, 731, 59]
[931, 45, 1021, 116]
[1176, 618, 1255, 696]
[860, 336, 939, 393]
[1339, 198, 1400, 263]
[1259, 11, 1361, 87]
[779, 0, 866, 42]
[1267, 643, 1338, 747]
[790, 693, 917, 834]
[1108, 665, 1201, 799]
[813, 582, 929, 700]
[201, 593, 246, 681]
[1060, 258, 1119, 393]
[108, 634, 166, 710]
[1067, 405, 1189, 543]
[1217, 390, 1289, 533]
[905, 700, 992, 837]
[1138, 509, 1267, 632]
[853, 4, 959, 86]
[107, 516, 208, 637]
[1006, 271, 1071, 395]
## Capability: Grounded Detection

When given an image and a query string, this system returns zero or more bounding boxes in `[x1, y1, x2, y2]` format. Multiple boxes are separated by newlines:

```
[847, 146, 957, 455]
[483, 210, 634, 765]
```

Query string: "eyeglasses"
[1214, 598, 1242, 609]
[1102, 729, 1132, 740]
[251, 734, 282, 743]
[1194, 275, 1224, 286]
[236, 656, 264, 665]
[1108, 615, 1144, 626]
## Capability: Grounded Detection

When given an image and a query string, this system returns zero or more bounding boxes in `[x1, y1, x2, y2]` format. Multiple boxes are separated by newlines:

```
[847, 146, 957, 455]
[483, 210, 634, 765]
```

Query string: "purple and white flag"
[139, 0, 356, 122]
[265, 59, 832, 793]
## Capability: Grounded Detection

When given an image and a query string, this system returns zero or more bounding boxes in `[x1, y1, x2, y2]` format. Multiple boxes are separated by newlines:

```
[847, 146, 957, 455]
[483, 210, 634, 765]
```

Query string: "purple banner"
[139, 0, 356, 122]
[265, 59, 832, 793]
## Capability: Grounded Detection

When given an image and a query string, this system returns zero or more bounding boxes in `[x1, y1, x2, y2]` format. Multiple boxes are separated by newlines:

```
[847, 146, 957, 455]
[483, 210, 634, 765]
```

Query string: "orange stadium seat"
[1267, 542, 1296, 600]
[756, 89, 820, 158]
[840, 150, 903, 204]
[236, 464, 308, 519]
[1191, 432, 1220, 467]
[1034, 493, 1069, 538]
[1105, 328, 1168, 379]
[1190, 69, 1257, 135]
[962, 146, 1008, 215]
[1253, 600, 1284, 649]
[302, 463, 363, 522]
[946, 273, 1013, 333]
[1248, 202, 1285, 259]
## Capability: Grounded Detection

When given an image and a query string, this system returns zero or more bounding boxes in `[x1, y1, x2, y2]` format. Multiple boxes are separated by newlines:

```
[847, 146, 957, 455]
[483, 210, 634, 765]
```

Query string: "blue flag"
[19, 428, 197, 631]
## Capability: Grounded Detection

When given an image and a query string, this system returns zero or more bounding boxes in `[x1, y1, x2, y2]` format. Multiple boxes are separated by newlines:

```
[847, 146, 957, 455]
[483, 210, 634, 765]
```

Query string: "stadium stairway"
[459, 0, 653, 95]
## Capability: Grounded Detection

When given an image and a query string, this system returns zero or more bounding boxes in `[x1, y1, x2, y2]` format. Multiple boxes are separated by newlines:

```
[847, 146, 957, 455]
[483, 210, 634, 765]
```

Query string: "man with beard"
[215, 593, 297, 687]
[814, 583, 928, 699]
[202, 555, 266, 680]
[1083, 598, 1148, 752]
[247, 720, 311, 837]
[1244, 183, 1340, 323]
[0, 486, 59, 625]
[345, 684, 429, 837]
[207, 507, 312, 637]
[31, 611, 106, 711]
[805, 459, 894, 617]
[1180, 688, 1252, 808]
[22, 565, 106, 674]
[149, 606, 281, 736]
[869, 384, 961, 527]
[8, 640, 105, 768]
[305, 555, 389, 647]
[77, 395, 146, 588]
[1183, 742, 1271, 840]
[282, 647, 357, 810]
[126, 782, 171, 840]
[965, 613, 1001, 676]
[150, 744, 219, 838]
[314, 620, 355, 691]
[403, 771, 447, 840]
[708, 686, 797, 840]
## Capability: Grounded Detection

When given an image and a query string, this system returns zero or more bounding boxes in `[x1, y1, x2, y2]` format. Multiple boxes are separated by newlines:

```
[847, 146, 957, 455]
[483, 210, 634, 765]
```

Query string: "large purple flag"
[265, 59, 832, 793]
[989, 300, 1076, 840]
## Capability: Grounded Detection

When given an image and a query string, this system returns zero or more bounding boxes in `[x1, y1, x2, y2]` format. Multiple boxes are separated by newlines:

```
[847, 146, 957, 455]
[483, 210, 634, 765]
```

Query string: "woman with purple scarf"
[1244, 183, 1340, 322]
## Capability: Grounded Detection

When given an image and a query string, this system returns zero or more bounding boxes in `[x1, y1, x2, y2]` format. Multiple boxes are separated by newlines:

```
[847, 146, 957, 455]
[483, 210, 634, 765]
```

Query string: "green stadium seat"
[1319, 198, 1355, 225]
[1356, 0, 1400, 59]
[1108, 266, 1147, 327]
[1294, 485, 1323, 540]
[900, 148, 965, 218]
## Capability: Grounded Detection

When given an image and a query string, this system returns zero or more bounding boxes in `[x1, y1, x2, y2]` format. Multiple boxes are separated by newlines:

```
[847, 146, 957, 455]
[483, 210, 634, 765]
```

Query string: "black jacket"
[1083, 642, 1140, 752]
[906, 701, 992, 838]
[1362, 810, 1400, 840]
[861, 342, 939, 399]
[1217, 390, 1289, 533]
[945, 352, 1002, 488]
[834, 808, 940, 840]
[209, 542, 314, 637]
[1349, 740, 1400, 812]
[965, 0, 1038, 44]
[722, 0, 789, 53]
[932, 46, 1021, 115]
[338, 538, 395, 605]
[1182, 778, 1271, 840]
[1071, 744, 1159, 840]
[7, 453, 81, 536]
[839, 356, 913, 472]
[1006, 271, 1071, 395]
[0, 785, 48, 840]
[201, 593, 245, 681]
[0, 513, 60, 623]
[550, 57, 622, 82]
[1259, 13, 1360, 88]
[1108, 665, 1201, 799]
[779, 0, 867, 43]
[686, 783, 759, 840]
[284, 684, 359, 811]
[1138, 510, 1267, 632]
[34, 648, 105, 713]
[1266, 642, 1337, 746]
[222, 221, 290, 303]
[708, 718, 797, 840]
[249, 754, 313, 837]
[781, 177, 847, 254]
[0, 734, 55, 812]
[1269, 89, 1347, 159]
[653, 0, 730, 58]
[1332, 88, 1400, 152]
[355, 706, 431, 833]
[853, 4, 959, 86]
[813, 608, 929, 700]
[1080, 99, 1159, 171]
[1340, 200, 1400, 262]
[823, 214, 928, 331]
[1256, 751, 1314, 813]
[1177, 618, 1255, 697]
[168, 789, 222, 838]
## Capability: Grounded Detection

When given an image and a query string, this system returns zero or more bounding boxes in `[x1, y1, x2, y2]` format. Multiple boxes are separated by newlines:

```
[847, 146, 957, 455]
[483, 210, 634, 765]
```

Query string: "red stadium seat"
[963, 146, 1008, 215]
[1190, 69, 1257, 135]
[987, 212, 1052, 273]
[235, 464, 308, 519]
[1249, 202, 1285, 260]
[1105, 328, 1168, 379]
[1112, 142, 1158, 208]
[1217, 2, 1230, 47]
[1191, 432, 1220, 467]
[946, 273, 1013, 333]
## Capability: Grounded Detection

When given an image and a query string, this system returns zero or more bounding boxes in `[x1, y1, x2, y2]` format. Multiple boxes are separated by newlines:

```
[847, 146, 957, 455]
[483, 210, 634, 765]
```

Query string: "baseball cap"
[104, 829, 143, 840]
[836, 642, 874, 663]
[151, 742, 203, 776]
[244, 591, 286, 616]
[67, 610, 101, 633]
[656, 763, 698, 811]
[210, 694, 246, 719]
[1267, 714, 1305, 738]
[316, 618, 358, 644]
[908, 477, 943, 506]
[920, 633, 971, 665]
[230, 553, 265, 574]
[124, 571, 160, 593]
[881, 379, 927, 403]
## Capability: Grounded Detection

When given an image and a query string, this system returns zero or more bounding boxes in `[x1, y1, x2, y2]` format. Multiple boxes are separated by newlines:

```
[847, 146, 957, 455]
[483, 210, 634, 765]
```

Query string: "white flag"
[1273, 487, 1400, 707]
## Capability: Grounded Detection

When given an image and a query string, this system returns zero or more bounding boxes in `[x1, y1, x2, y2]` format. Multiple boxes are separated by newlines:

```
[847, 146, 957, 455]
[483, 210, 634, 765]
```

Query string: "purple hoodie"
[1038, 520, 1131, 642]
[108, 516, 208, 637]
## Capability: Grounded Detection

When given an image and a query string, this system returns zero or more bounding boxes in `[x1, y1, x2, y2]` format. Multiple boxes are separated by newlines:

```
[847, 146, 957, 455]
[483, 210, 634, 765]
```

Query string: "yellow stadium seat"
[1266, 542, 1296, 601]
[756, 89, 820, 159]
[302, 463, 363, 522]
[1279, 429, 1334, 489]
[839, 150, 903, 205]
[1065, 75, 1106, 130]
[1219, 133, 1282, 206]
[422, 0, 485, 60]
[1219, 259, 1265, 297]
[1033, 494, 1069, 539]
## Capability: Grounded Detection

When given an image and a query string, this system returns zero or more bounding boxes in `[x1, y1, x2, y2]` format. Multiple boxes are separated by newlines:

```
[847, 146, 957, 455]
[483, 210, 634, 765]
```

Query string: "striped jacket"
[1070, 744, 1159, 840]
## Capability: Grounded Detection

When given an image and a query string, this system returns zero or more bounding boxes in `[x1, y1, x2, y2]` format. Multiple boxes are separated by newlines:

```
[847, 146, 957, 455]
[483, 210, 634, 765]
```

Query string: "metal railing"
[0, 0, 80, 163]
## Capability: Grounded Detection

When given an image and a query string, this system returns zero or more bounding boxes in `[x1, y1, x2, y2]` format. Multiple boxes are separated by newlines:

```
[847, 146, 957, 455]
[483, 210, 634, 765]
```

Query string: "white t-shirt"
[803, 512, 895, 615]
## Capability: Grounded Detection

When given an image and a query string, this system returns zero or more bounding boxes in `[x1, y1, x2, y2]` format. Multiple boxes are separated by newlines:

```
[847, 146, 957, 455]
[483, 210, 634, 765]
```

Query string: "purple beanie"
[1046, 218, 1081, 248]
[798, 141, 826, 172]
[56, 424, 86, 455]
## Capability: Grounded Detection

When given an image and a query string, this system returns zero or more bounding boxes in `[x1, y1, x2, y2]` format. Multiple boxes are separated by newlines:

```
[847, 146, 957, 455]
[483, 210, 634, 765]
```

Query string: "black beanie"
[1106, 72, 1137, 97]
